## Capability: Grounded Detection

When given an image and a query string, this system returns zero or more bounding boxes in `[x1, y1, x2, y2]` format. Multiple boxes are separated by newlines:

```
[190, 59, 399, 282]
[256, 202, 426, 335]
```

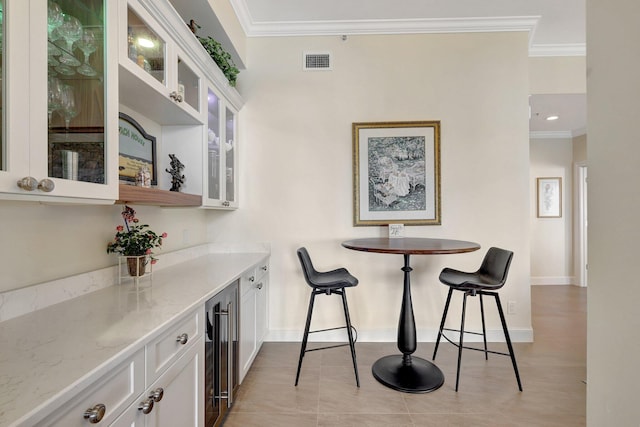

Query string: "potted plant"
[107, 205, 167, 276]
[197, 35, 240, 87]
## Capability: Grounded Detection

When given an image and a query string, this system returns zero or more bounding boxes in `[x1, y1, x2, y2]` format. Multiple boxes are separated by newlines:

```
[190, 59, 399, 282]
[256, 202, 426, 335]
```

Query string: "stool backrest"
[297, 247, 317, 287]
[478, 247, 514, 288]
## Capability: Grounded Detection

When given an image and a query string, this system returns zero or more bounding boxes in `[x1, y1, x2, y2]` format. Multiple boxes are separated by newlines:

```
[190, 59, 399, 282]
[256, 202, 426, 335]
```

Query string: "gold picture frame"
[352, 121, 441, 226]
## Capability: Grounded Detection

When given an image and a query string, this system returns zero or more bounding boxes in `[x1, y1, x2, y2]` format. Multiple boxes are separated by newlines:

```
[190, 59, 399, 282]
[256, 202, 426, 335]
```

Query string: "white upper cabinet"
[0, 0, 119, 202]
[118, 0, 203, 125]
[117, 0, 243, 209]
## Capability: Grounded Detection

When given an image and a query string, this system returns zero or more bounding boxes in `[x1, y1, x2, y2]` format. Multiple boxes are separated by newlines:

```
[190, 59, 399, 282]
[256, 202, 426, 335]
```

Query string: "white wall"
[586, 0, 640, 423]
[209, 31, 533, 341]
[530, 137, 574, 284]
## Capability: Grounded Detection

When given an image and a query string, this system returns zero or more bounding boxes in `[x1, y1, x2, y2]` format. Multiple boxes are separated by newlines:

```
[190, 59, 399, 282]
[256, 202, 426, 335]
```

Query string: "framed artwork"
[537, 177, 562, 218]
[352, 121, 441, 226]
[118, 112, 157, 185]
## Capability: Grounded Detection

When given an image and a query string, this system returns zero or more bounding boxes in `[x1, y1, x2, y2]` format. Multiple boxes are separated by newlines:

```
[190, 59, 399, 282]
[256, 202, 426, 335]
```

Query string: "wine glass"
[59, 84, 79, 129]
[47, 76, 62, 125]
[77, 29, 97, 77]
[57, 14, 82, 67]
[47, 2, 64, 61]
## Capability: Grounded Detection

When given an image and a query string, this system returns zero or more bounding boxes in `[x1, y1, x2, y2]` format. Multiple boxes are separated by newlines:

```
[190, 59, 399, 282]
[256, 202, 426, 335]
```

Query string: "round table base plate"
[372, 355, 445, 393]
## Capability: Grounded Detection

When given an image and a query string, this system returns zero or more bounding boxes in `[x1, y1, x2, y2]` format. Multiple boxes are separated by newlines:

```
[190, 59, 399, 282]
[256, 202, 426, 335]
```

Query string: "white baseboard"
[531, 276, 574, 285]
[266, 327, 533, 343]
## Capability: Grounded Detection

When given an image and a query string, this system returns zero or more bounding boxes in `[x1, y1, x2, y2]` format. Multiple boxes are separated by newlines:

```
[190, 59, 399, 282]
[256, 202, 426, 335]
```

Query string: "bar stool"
[432, 247, 522, 392]
[295, 247, 360, 387]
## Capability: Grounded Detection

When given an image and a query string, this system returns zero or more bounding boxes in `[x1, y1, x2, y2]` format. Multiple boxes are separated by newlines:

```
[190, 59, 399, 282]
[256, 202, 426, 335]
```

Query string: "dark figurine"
[166, 154, 185, 192]
[188, 19, 200, 34]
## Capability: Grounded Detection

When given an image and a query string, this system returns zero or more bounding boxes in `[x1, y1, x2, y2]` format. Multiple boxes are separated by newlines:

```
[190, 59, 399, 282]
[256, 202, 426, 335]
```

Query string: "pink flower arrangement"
[107, 206, 167, 264]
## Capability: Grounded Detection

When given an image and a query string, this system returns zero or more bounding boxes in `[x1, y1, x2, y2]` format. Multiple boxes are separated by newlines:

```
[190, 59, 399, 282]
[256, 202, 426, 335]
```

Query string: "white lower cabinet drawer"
[110, 342, 203, 427]
[46, 348, 145, 427]
[146, 309, 201, 384]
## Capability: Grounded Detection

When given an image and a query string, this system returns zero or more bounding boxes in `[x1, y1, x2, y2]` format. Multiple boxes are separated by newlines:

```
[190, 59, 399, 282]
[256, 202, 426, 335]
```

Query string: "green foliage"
[197, 36, 239, 87]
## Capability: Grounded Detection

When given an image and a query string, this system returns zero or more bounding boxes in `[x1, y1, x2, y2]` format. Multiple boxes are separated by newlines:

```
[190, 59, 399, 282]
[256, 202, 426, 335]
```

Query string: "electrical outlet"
[507, 300, 516, 315]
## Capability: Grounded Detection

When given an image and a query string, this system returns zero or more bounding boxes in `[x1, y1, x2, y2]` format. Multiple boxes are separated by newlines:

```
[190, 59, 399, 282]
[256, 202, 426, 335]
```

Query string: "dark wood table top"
[341, 237, 480, 255]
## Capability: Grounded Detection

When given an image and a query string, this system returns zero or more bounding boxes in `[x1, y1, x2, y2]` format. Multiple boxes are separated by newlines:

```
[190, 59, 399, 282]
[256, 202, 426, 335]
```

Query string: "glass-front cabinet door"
[203, 83, 238, 209]
[224, 106, 237, 207]
[206, 87, 221, 202]
[0, 0, 118, 200]
[126, 6, 165, 86]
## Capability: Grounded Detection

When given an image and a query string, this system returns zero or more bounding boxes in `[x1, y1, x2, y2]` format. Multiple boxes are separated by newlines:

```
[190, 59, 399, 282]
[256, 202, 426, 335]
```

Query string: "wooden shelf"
[117, 184, 202, 207]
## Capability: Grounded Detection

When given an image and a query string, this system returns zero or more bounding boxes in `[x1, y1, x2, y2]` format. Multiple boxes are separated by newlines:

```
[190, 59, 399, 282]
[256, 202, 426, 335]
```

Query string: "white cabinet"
[111, 342, 203, 427]
[239, 260, 269, 382]
[117, 0, 244, 207]
[0, 0, 119, 202]
[39, 309, 203, 427]
[203, 84, 238, 208]
[118, 0, 203, 126]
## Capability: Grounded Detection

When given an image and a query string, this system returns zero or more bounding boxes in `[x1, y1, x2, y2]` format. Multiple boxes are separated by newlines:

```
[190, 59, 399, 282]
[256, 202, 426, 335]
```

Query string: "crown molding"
[530, 131, 573, 139]
[229, 0, 582, 58]
[238, 15, 540, 42]
[529, 43, 586, 57]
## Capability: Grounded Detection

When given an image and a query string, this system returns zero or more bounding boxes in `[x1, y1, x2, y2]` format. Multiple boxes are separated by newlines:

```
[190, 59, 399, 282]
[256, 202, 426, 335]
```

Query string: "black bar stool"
[432, 247, 522, 392]
[295, 247, 360, 387]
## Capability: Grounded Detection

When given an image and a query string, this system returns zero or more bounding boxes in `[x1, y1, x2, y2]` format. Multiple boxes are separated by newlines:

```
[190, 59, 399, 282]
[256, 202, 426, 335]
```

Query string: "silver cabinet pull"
[150, 387, 164, 402]
[83, 403, 106, 424]
[17, 176, 38, 191]
[261, 265, 268, 271]
[176, 333, 189, 345]
[256, 282, 263, 290]
[138, 398, 154, 414]
[38, 178, 55, 192]
[249, 276, 255, 282]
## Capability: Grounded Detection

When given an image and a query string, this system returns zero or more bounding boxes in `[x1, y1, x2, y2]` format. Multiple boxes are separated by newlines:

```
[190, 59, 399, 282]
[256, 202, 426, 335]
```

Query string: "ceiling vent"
[303, 52, 332, 71]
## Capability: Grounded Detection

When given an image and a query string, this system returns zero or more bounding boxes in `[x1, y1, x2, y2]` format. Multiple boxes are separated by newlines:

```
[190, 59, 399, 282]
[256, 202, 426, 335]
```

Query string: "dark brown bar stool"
[432, 247, 522, 392]
[295, 247, 360, 387]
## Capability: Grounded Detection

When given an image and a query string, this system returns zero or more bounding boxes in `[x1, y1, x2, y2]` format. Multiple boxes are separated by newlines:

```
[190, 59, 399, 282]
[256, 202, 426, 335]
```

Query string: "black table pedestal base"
[372, 355, 445, 393]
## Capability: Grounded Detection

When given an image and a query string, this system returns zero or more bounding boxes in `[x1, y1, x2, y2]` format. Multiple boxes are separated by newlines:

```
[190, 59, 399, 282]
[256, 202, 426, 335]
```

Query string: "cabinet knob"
[176, 333, 189, 345]
[38, 178, 55, 192]
[138, 398, 154, 414]
[261, 265, 268, 271]
[249, 275, 255, 282]
[17, 176, 38, 191]
[83, 403, 106, 424]
[222, 201, 230, 207]
[150, 387, 164, 402]
[169, 91, 183, 103]
[256, 282, 263, 290]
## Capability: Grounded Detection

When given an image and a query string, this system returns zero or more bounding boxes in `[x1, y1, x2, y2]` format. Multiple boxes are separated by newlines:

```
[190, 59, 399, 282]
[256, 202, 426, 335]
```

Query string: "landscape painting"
[353, 121, 441, 226]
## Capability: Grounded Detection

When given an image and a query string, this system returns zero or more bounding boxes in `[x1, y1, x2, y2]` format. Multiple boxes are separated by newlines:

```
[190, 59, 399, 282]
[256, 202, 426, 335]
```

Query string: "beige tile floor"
[225, 285, 586, 426]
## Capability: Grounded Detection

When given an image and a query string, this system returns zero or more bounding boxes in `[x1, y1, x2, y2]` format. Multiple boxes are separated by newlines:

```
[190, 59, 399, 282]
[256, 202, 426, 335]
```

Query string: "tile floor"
[225, 285, 586, 426]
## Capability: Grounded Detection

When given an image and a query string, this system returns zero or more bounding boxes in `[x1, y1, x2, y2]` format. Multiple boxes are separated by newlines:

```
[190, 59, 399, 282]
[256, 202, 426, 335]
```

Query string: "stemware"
[59, 84, 80, 129]
[57, 14, 82, 67]
[47, 1, 63, 58]
[47, 76, 62, 125]
[77, 29, 97, 76]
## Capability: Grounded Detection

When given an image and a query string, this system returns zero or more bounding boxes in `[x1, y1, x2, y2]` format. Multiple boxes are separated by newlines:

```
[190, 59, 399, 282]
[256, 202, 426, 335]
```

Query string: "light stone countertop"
[0, 251, 269, 427]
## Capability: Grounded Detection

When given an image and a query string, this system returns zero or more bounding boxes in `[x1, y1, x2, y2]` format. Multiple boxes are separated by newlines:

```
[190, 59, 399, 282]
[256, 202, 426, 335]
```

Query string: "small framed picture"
[118, 113, 157, 185]
[388, 223, 405, 238]
[537, 177, 562, 218]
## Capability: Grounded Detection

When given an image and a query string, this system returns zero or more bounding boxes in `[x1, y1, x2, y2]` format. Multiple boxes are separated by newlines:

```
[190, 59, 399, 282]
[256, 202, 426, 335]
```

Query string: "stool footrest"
[440, 329, 511, 358]
[305, 325, 358, 347]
